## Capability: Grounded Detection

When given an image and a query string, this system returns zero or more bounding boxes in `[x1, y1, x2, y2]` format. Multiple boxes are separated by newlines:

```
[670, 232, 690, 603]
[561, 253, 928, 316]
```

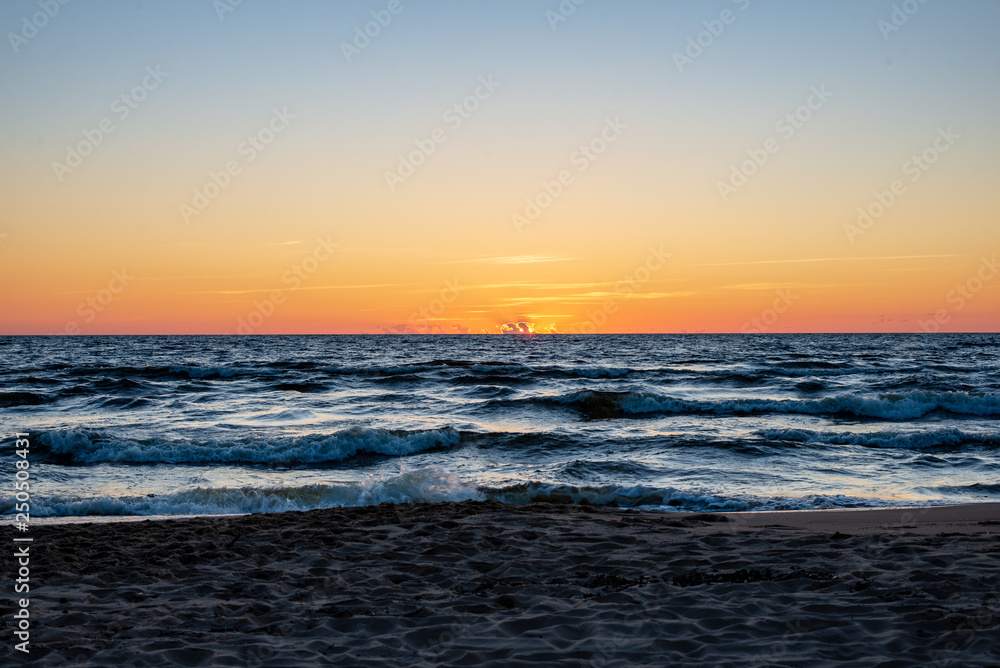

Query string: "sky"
[1, 0, 998, 334]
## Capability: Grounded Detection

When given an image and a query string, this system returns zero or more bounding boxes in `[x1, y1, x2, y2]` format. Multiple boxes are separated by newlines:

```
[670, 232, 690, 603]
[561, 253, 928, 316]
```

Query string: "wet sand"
[9, 501, 1000, 666]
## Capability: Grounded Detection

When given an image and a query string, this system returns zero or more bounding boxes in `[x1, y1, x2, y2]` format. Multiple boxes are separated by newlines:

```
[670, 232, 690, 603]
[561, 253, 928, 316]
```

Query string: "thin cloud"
[169, 283, 407, 296]
[438, 255, 578, 265]
[474, 281, 605, 290]
[700, 254, 963, 267]
[493, 291, 694, 306]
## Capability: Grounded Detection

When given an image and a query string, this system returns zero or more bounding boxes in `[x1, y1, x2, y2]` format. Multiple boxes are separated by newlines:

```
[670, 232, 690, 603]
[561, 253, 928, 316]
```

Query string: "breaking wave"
[521, 390, 1000, 420]
[0, 471, 948, 518]
[3, 467, 480, 517]
[34, 427, 462, 465]
[756, 427, 1000, 449]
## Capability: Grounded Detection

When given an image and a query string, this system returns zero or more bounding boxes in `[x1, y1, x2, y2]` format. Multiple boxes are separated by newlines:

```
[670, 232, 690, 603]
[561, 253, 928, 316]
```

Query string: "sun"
[498, 321, 536, 335]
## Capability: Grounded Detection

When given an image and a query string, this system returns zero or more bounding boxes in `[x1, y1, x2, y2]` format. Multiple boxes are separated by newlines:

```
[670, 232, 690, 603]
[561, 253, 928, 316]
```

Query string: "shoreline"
[13, 500, 1000, 665]
[21, 499, 1000, 526]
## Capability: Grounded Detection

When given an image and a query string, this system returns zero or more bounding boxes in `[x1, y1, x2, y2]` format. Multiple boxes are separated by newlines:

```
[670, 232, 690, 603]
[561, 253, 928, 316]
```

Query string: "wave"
[0, 391, 49, 407]
[535, 365, 633, 379]
[756, 427, 1000, 449]
[271, 382, 330, 393]
[93, 396, 153, 410]
[0, 470, 948, 518]
[24, 417, 1000, 469]
[794, 380, 827, 393]
[779, 360, 851, 370]
[91, 377, 150, 392]
[923, 482, 1000, 496]
[14, 358, 531, 381]
[450, 374, 533, 386]
[559, 459, 663, 478]
[15, 357, 999, 400]
[34, 426, 462, 465]
[521, 390, 1000, 420]
[1, 467, 480, 517]
[62, 364, 267, 380]
[351, 360, 532, 377]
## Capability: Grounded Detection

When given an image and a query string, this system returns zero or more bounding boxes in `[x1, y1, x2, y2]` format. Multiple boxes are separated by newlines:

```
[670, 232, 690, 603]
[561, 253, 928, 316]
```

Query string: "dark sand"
[7, 502, 1000, 666]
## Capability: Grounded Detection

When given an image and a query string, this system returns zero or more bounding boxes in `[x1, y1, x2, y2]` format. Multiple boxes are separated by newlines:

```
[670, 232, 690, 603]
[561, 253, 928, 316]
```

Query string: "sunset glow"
[1, 1, 997, 334]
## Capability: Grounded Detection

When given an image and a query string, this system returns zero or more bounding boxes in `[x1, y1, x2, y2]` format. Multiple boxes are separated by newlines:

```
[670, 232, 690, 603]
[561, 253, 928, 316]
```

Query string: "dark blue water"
[2, 334, 999, 521]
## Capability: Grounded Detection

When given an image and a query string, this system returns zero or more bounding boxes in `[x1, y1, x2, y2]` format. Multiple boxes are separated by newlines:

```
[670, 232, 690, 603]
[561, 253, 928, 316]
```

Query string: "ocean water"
[2, 334, 999, 522]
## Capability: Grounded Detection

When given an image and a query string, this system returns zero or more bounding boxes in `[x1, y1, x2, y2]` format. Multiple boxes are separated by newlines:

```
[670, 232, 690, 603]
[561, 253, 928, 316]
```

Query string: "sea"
[2, 334, 998, 523]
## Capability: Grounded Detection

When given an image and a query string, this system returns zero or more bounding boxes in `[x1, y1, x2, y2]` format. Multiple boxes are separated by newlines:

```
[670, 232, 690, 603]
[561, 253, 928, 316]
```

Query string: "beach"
[13, 501, 1000, 666]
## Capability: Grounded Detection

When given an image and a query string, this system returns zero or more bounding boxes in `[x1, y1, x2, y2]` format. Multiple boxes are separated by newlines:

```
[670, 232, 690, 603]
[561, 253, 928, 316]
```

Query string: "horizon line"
[3, 332, 997, 337]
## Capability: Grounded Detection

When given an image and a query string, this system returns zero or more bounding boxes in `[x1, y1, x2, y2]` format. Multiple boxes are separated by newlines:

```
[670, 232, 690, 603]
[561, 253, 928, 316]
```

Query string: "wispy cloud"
[169, 283, 408, 296]
[142, 274, 259, 281]
[438, 255, 578, 265]
[474, 281, 605, 290]
[154, 240, 304, 248]
[716, 282, 846, 291]
[700, 254, 963, 267]
[493, 291, 693, 306]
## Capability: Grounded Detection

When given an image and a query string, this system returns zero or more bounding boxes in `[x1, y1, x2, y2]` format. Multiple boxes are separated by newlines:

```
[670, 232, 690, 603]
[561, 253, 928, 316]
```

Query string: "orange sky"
[1, 1, 998, 334]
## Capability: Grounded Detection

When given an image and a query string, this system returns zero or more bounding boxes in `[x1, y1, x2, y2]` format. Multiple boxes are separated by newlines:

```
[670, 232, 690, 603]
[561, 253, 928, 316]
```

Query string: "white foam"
[9, 466, 480, 517]
[487, 481, 949, 512]
[562, 389, 1000, 419]
[2, 470, 957, 518]
[756, 427, 1000, 449]
[38, 426, 461, 464]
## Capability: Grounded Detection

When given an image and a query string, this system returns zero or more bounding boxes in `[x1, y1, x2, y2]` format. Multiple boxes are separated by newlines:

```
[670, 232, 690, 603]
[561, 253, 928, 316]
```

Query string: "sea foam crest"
[756, 427, 1000, 449]
[6, 467, 480, 516]
[545, 389, 1000, 419]
[487, 482, 947, 512]
[1, 472, 954, 517]
[36, 426, 461, 465]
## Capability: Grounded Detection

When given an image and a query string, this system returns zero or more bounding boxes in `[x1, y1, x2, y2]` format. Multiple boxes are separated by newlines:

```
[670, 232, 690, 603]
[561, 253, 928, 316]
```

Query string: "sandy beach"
[7, 501, 999, 666]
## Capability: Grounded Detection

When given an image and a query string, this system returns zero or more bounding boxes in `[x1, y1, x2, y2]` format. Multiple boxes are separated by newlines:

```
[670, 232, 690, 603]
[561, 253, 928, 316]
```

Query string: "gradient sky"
[1, 0, 998, 334]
